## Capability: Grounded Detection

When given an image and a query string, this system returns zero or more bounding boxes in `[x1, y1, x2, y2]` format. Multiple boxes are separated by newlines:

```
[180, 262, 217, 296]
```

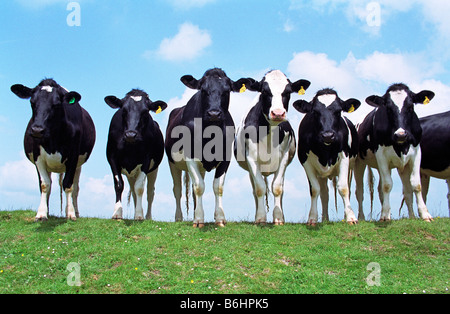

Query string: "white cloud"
[150, 22, 212, 62]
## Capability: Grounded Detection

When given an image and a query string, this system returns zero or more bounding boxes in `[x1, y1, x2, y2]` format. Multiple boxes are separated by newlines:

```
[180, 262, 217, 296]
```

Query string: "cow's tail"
[332, 177, 338, 213]
[127, 190, 132, 207]
[184, 172, 190, 217]
[59, 174, 64, 216]
[368, 167, 375, 220]
[264, 176, 269, 213]
[399, 197, 405, 216]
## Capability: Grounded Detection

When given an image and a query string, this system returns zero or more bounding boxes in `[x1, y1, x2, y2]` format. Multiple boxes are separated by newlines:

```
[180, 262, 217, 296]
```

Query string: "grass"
[0, 210, 448, 294]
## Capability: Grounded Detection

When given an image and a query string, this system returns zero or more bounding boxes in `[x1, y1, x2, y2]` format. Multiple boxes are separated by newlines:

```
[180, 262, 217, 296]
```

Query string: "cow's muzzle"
[321, 131, 336, 146]
[31, 126, 45, 138]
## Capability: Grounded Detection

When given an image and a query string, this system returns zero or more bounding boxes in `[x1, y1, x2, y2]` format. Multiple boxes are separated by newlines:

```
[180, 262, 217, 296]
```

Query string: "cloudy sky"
[1, 0, 449, 222]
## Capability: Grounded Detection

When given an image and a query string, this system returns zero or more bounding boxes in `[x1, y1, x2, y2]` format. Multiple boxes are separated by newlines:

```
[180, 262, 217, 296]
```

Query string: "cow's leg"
[420, 173, 430, 204]
[272, 148, 293, 226]
[112, 173, 124, 220]
[131, 169, 146, 221]
[186, 159, 206, 228]
[377, 164, 393, 222]
[213, 172, 226, 227]
[72, 167, 81, 218]
[410, 150, 432, 222]
[35, 165, 51, 222]
[246, 160, 267, 225]
[446, 179, 450, 216]
[169, 162, 183, 222]
[337, 156, 357, 224]
[318, 177, 329, 222]
[61, 165, 78, 221]
[354, 158, 366, 221]
[303, 163, 320, 226]
[398, 167, 415, 219]
[146, 169, 158, 220]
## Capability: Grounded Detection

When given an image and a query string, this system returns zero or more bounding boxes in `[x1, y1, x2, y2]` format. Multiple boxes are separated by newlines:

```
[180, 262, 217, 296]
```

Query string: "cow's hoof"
[68, 216, 77, 221]
[423, 218, 433, 222]
[34, 216, 48, 222]
[347, 220, 358, 225]
[193, 223, 205, 229]
[307, 220, 317, 227]
[274, 219, 284, 226]
[215, 221, 226, 228]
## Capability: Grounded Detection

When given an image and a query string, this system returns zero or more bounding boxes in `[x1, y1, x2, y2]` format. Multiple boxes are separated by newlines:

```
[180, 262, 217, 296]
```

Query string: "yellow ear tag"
[239, 84, 247, 94]
[298, 86, 306, 96]
[348, 105, 355, 113]
[423, 96, 430, 105]
[156, 106, 162, 114]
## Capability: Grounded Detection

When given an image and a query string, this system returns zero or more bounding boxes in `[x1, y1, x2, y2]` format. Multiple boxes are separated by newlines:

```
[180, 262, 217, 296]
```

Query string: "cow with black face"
[355, 83, 435, 222]
[234, 70, 311, 225]
[293, 88, 361, 225]
[10, 79, 96, 221]
[165, 68, 253, 228]
[419, 111, 450, 215]
[105, 89, 167, 220]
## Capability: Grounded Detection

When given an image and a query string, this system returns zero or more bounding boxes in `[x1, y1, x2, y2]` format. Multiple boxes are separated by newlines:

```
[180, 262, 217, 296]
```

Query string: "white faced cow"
[165, 68, 253, 228]
[234, 70, 311, 225]
[105, 89, 167, 220]
[293, 89, 361, 226]
[11, 79, 96, 221]
[355, 83, 435, 222]
[418, 111, 450, 215]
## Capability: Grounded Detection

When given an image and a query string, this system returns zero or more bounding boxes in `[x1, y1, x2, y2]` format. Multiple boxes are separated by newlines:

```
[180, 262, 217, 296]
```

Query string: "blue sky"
[1, 0, 449, 222]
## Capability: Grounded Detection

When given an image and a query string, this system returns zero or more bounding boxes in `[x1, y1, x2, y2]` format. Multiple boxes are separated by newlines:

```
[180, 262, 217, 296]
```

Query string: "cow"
[165, 68, 253, 228]
[418, 111, 450, 215]
[105, 89, 167, 220]
[355, 83, 435, 222]
[234, 70, 311, 225]
[293, 88, 361, 226]
[10, 79, 96, 222]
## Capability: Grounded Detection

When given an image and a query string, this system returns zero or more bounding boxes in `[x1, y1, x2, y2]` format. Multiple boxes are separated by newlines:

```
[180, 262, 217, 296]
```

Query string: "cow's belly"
[304, 151, 340, 178]
[421, 166, 450, 180]
[30, 146, 87, 173]
[363, 145, 418, 171]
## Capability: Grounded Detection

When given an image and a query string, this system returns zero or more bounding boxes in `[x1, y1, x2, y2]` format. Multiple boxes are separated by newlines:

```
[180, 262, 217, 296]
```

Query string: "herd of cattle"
[10, 68, 450, 227]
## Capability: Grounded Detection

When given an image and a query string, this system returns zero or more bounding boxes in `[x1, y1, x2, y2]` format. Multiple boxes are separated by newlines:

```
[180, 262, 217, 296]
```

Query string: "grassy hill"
[0, 210, 448, 294]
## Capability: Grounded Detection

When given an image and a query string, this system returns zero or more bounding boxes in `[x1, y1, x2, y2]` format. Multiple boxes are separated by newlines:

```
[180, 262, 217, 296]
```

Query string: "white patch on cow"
[265, 70, 289, 116]
[318, 94, 337, 107]
[122, 164, 142, 178]
[389, 90, 407, 111]
[41, 86, 53, 93]
[130, 96, 142, 102]
[36, 147, 65, 173]
[394, 127, 406, 136]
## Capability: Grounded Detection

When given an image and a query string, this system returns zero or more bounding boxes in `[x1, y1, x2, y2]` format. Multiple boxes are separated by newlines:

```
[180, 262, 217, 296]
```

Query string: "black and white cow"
[419, 111, 450, 214]
[355, 83, 435, 222]
[293, 89, 361, 225]
[165, 68, 253, 228]
[11, 79, 96, 221]
[105, 89, 167, 220]
[234, 70, 310, 225]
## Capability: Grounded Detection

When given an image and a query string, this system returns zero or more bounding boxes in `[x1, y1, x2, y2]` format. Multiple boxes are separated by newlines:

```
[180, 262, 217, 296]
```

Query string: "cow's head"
[181, 68, 254, 124]
[246, 70, 311, 125]
[105, 89, 167, 143]
[366, 83, 435, 145]
[11, 79, 80, 138]
[293, 89, 361, 147]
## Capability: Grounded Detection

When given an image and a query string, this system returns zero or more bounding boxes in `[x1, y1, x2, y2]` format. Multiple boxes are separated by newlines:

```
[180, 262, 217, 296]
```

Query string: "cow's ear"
[148, 100, 168, 114]
[242, 79, 262, 92]
[293, 100, 313, 114]
[291, 79, 311, 95]
[11, 84, 33, 99]
[341, 98, 361, 113]
[64, 92, 81, 105]
[413, 90, 435, 105]
[104, 96, 123, 109]
[232, 78, 257, 93]
[365, 95, 384, 107]
[181, 75, 200, 90]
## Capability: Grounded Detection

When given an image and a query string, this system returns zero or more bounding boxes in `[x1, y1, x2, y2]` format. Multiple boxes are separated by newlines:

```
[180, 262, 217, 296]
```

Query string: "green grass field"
[0, 210, 448, 294]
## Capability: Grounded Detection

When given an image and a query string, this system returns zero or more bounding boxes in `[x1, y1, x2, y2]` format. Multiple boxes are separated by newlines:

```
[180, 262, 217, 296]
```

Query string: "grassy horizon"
[0, 210, 448, 294]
